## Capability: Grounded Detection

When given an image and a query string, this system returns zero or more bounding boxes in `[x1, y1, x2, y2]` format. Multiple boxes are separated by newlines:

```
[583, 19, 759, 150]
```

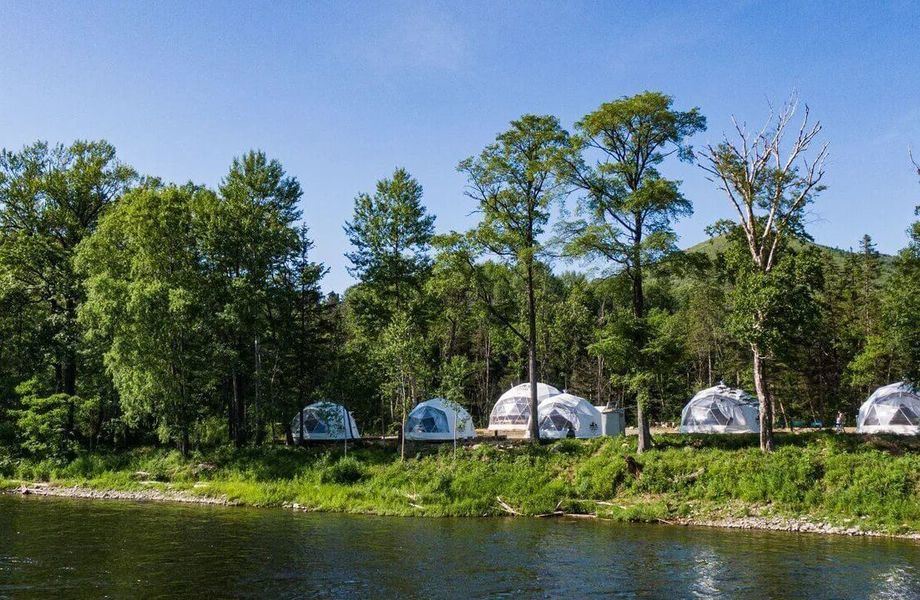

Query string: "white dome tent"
[291, 401, 360, 441]
[533, 393, 603, 439]
[679, 384, 760, 434]
[488, 382, 560, 430]
[857, 382, 920, 435]
[405, 398, 476, 441]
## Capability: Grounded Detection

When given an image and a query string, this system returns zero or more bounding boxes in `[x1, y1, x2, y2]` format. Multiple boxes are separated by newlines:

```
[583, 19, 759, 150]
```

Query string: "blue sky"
[2, 1, 919, 291]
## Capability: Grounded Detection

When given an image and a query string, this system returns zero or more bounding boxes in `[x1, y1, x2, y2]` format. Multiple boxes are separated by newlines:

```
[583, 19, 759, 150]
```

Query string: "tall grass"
[2, 432, 918, 533]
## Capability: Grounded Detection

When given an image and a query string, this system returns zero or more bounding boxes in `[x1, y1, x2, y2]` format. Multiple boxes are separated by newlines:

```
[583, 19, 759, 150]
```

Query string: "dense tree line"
[1, 92, 918, 458]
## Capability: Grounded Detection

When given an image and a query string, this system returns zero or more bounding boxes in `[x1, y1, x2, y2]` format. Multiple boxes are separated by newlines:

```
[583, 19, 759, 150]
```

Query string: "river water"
[1, 495, 918, 599]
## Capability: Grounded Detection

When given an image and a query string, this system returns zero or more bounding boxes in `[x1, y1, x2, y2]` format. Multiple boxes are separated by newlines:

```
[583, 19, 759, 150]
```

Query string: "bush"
[0, 446, 15, 477]
[320, 456, 365, 485]
[13, 380, 84, 459]
[192, 416, 229, 449]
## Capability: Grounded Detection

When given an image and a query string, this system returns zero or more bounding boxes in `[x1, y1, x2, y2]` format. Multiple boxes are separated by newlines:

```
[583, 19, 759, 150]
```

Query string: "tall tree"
[272, 225, 328, 443]
[458, 114, 572, 441]
[343, 168, 435, 432]
[199, 151, 302, 446]
[701, 97, 828, 452]
[851, 157, 920, 386]
[562, 91, 705, 452]
[77, 185, 218, 455]
[0, 141, 136, 397]
[376, 310, 429, 459]
[344, 167, 435, 328]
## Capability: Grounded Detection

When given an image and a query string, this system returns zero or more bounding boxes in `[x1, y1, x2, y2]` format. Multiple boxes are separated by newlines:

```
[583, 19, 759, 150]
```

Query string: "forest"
[1, 91, 919, 459]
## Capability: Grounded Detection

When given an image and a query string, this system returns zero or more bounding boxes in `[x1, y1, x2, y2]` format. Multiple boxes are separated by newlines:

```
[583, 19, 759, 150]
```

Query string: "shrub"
[320, 456, 365, 485]
[12, 380, 86, 459]
[192, 416, 229, 449]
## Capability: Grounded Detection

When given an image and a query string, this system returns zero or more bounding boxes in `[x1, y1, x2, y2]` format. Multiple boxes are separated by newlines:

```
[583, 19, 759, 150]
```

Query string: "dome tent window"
[405, 398, 476, 441]
[291, 402, 360, 441]
[544, 408, 574, 433]
[303, 412, 325, 434]
[679, 384, 760, 434]
[407, 405, 450, 433]
[488, 382, 560, 431]
[533, 393, 602, 439]
[857, 382, 920, 435]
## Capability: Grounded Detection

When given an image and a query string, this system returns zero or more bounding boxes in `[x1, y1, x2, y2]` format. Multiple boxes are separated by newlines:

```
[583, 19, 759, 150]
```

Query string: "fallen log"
[496, 496, 523, 516]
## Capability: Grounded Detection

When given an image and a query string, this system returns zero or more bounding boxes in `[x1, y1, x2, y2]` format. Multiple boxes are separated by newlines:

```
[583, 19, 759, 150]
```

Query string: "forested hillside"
[2, 93, 919, 460]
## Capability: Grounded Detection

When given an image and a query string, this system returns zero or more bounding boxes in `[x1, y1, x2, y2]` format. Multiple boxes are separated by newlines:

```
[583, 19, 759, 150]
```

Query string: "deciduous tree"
[78, 185, 218, 455]
[562, 92, 705, 452]
[458, 115, 572, 441]
[701, 97, 828, 452]
[0, 141, 136, 398]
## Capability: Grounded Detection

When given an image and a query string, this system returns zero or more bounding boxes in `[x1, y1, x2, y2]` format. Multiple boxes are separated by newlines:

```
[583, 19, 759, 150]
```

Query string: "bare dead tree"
[700, 96, 828, 452]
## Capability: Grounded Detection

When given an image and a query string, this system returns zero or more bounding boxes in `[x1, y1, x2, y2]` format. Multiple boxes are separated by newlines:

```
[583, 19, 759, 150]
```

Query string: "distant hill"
[685, 235, 896, 272]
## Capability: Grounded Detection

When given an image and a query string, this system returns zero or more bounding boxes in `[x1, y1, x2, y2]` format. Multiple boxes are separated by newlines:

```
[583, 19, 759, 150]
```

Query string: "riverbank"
[2, 433, 919, 538]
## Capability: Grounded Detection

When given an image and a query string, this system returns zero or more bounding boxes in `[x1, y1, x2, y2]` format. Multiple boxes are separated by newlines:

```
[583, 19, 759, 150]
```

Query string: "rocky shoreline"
[9, 482, 236, 506]
[6, 482, 919, 540]
[673, 515, 920, 540]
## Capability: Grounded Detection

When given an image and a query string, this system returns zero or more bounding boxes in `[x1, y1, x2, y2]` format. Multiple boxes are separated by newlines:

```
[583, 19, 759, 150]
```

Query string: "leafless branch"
[698, 94, 828, 271]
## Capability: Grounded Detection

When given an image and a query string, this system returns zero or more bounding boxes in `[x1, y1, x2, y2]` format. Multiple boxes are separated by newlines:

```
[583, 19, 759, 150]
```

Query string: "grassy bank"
[2, 433, 919, 535]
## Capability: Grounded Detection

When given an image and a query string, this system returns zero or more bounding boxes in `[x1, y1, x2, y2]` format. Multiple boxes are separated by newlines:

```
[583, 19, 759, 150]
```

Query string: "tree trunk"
[483, 330, 491, 417]
[707, 350, 713, 387]
[228, 381, 235, 443]
[636, 400, 653, 454]
[253, 336, 262, 444]
[777, 394, 791, 432]
[180, 425, 190, 458]
[232, 370, 246, 447]
[62, 355, 77, 397]
[400, 375, 407, 460]
[62, 297, 77, 396]
[632, 222, 653, 453]
[526, 260, 540, 442]
[752, 345, 775, 452]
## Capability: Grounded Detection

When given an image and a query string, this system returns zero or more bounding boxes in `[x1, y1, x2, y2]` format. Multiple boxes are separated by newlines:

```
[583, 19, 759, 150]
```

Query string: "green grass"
[2, 433, 919, 534]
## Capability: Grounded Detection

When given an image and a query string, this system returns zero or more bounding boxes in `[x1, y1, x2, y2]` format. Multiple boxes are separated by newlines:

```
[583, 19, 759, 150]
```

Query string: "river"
[1, 495, 918, 598]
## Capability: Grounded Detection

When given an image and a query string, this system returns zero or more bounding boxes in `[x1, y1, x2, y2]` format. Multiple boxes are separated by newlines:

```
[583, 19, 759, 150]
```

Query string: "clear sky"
[2, 1, 919, 292]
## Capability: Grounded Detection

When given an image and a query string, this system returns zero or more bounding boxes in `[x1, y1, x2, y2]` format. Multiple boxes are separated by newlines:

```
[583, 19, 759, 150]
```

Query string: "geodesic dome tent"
[488, 382, 560, 430]
[533, 393, 603, 439]
[857, 382, 920, 435]
[679, 384, 760, 434]
[291, 401, 360, 440]
[405, 398, 476, 441]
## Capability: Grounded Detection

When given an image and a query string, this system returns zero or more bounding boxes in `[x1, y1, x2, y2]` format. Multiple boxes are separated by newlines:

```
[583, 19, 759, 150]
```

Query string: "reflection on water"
[1, 495, 918, 599]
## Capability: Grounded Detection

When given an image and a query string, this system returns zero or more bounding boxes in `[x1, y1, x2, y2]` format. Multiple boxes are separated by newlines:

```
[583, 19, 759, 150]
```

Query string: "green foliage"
[457, 115, 574, 438]
[343, 168, 435, 432]
[5, 435, 920, 534]
[563, 91, 704, 275]
[851, 207, 920, 385]
[12, 379, 82, 458]
[561, 92, 705, 447]
[438, 355, 472, 405]
[203, 151, 307, 446]
[344, 167, 434, 323]
[724, 234, 824, 355]
[77, 184, 219, 452]
[319, 455, 366, 485]
[459, 114, 572, 266]
[0, 117, 916, 473]
[376, 310, 430, 421]
[0, 140, 136, 409]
